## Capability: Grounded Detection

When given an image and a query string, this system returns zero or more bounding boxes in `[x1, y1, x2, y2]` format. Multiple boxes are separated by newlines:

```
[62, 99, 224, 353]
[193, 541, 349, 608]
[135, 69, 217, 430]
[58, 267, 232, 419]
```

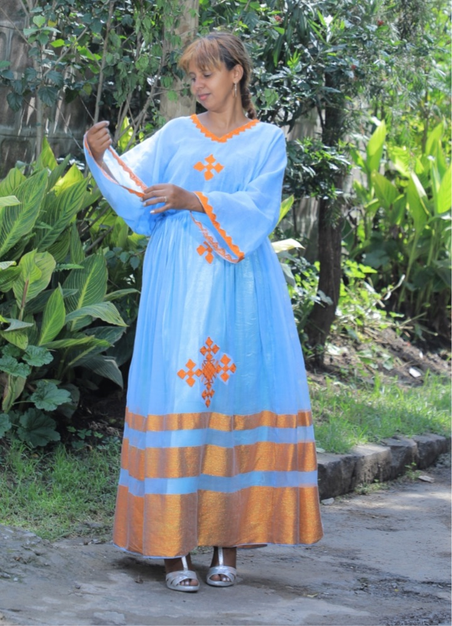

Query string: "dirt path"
[1, 461, 450, 626]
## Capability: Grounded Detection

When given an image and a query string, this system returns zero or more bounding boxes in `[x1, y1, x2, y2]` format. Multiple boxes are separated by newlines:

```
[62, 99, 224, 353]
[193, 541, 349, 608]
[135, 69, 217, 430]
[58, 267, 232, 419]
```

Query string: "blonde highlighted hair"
[179, 32, 257, 120]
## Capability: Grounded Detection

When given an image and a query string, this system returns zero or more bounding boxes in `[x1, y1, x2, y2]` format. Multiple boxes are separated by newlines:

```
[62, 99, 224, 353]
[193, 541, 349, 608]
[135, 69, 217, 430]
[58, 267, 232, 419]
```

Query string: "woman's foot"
[165, 555, 199, 591]
[206, 547, 237, 586]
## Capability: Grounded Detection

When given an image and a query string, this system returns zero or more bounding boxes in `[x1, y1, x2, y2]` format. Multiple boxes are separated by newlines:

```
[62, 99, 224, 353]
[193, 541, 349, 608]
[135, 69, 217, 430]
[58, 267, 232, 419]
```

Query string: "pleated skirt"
[113, 211, 323, 558]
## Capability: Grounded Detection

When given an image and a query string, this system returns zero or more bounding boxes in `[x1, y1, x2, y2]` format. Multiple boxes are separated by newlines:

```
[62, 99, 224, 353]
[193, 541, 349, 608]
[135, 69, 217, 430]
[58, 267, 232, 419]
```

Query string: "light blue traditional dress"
[84, 114, 323, 558]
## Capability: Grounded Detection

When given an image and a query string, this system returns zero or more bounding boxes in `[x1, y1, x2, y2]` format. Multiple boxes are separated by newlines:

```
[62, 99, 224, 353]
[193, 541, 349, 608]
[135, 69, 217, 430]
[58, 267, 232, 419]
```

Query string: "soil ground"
[1, 456, 450, 626]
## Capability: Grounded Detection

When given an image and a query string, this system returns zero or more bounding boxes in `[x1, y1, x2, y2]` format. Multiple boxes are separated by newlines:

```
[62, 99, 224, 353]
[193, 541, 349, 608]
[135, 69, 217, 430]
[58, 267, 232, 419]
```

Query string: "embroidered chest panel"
[193, 155, 224, 181]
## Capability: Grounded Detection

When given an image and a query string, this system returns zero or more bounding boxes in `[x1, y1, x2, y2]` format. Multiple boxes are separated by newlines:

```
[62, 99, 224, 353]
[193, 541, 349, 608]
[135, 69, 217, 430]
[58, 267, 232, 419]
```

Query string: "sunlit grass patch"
[311, 372, 451, 454]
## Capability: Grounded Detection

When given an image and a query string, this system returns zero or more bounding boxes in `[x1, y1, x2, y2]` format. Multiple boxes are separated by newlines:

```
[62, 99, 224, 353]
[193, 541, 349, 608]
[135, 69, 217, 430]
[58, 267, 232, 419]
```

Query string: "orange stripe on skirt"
[114, 485, 323, 558]
[121, 439, 318, 479]
[125, 409, 313, 432]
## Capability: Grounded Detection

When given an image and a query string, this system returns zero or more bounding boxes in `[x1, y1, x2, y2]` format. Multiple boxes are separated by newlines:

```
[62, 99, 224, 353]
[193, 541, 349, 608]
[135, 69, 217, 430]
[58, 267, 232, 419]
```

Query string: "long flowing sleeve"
[191, 127, 287, 262]
[83, 128, 166, 235]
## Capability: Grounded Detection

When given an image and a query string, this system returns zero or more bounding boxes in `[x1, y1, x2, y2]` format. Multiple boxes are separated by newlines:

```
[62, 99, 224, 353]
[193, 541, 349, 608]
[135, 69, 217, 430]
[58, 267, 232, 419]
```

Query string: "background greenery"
[0, 0, 449, 451]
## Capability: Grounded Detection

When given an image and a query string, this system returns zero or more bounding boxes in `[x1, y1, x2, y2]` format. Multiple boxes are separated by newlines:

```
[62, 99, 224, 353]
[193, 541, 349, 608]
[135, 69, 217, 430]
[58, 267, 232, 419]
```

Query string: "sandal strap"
[207, 564, 237, 582]
[166, 569, 198, 586]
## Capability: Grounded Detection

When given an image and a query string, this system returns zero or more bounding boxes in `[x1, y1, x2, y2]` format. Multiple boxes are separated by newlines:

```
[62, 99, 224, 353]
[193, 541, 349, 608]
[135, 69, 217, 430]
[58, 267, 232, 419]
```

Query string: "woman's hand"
[86, 121, 112, 165]
[142, 184, 204, 214]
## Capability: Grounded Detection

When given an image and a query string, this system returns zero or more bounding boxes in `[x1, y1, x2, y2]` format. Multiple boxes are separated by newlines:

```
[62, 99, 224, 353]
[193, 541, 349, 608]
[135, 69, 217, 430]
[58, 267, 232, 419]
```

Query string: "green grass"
[311, 372, 451, 454]
[0, 439, 121, 541]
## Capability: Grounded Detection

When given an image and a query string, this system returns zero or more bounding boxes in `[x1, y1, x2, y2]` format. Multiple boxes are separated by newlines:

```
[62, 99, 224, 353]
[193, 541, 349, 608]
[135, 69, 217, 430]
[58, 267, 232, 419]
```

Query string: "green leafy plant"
[347, 120, 451, 336]
[0, 141, 131, 446]
[0, 0, 192, 155]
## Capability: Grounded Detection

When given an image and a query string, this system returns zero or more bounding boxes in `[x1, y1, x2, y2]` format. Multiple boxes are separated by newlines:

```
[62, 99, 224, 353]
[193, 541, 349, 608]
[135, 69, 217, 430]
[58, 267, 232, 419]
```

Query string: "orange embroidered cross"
[197, 241, 214, 264]
[177, 337, 236, 407]
[194, 155, 224, 181]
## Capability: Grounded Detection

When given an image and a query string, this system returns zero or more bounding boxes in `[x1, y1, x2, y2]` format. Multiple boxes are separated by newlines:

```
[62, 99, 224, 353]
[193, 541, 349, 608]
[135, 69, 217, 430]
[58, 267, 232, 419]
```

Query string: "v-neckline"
[191, 114, 259, 143]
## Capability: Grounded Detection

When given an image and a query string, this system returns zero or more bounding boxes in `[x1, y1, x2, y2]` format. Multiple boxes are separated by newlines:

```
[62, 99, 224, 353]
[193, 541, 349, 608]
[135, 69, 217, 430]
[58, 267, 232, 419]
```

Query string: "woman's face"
[188, 60, 242, 112]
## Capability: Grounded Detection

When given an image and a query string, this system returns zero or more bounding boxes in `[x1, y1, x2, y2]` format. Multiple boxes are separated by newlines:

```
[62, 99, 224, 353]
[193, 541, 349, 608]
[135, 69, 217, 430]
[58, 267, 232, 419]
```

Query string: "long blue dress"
[84, 114, 323, 558]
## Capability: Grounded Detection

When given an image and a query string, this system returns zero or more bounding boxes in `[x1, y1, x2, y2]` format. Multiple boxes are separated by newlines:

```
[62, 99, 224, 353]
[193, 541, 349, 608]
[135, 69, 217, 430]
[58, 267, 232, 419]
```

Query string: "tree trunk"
[159, 0, 199, 120]
[305, 77, 346, 366]
[305, 194, 343, 364]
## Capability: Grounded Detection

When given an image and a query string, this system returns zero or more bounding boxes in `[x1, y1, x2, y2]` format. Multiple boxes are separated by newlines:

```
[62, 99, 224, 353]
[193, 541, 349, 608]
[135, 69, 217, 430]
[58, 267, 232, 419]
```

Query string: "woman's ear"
[232, 64, 244, 83]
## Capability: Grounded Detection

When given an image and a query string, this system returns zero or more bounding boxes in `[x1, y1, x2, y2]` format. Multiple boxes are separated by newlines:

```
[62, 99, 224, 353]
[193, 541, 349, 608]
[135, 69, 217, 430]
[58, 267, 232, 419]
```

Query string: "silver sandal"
[206, 547, 237, 587]
[165, 556, 199, 592]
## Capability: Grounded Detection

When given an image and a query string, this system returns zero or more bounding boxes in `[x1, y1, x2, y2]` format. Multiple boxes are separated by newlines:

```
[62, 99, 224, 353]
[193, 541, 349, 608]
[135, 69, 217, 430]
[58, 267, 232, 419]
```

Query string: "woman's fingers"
[141, 185, 170, 208]
[86, 121, 112, 161]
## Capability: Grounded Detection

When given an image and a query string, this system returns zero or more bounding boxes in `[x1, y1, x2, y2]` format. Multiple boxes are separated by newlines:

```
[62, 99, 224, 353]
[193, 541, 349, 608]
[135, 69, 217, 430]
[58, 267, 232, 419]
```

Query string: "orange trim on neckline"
[191, 114, 259, 143]
[193, 192, 245, 262]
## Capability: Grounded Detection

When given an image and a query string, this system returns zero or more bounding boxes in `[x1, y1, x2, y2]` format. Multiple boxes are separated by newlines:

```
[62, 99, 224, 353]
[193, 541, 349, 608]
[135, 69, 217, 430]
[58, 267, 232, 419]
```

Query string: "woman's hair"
[178, 32, 257, 120]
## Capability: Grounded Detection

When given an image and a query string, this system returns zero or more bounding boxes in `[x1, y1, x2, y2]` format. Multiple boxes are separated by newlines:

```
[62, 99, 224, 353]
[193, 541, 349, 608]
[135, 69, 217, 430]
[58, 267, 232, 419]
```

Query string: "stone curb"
[317, 433, 451, 500]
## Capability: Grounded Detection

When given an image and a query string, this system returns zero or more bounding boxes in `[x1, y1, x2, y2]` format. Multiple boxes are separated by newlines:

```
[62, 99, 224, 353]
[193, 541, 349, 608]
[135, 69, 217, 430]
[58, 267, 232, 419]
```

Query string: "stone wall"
[0, 1, 88, 176]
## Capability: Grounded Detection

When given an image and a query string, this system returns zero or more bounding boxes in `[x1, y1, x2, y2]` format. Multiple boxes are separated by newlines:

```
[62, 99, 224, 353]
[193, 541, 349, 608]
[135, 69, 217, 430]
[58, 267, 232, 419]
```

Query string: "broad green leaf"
[2, 345, 21, 358]
[30, 380, 71, 411]
[391, 195, 406, 226]
[0, 261, 16, 270]
[43, 337, 110, 349]
[363, 198, 380, 219]
[70, 223, 85, 265]
[280, 262, 296, 286]
[47, 154, 71, 191]
[104, 288, 139, 302]
[0, 196, 20, 207]
[57, 383, 80, 419]
[79, 185, 102, 213]
[23, 345, 53, 367]
[33, 15, 46, 27]
[13, 251, 56, 307]
[17, 409, 60, 447]
[48, 230, 71, 263]
[0, 329, 29, 350]
[56, 263, 84, 271]
[0, 266, 22, 292]
[0, 316, 33, 332]
[387, 146, 411, 177]
[54, 163, 84, 193]
[63, 254, 107, 315]
[0, 413, 12, 437]
[436, 164, 451, 215]
[65, 301, 126, 327]
[117, 116, 134, 153]
[366, 121, 386, 174]
[277, 195, 294, 226]
[39, 286, 65, 345]
[85, 325, 126, 345]
[371, 172, 399, 210]
[35, 137, 58, 172]
[36, 181, 86, 250]
[425, 122, 443, 157]
[0, 170, 48, 259]
[0, 355, 31, 378]
[350, 147, 366, 170]
[38, 86, 58, 107]
[0, 167, 25, 196]
[2, 376, 26, 412]
[77, 354, 123, 388]
[108, 217, 129, 250]
[406, 174, 429, 233]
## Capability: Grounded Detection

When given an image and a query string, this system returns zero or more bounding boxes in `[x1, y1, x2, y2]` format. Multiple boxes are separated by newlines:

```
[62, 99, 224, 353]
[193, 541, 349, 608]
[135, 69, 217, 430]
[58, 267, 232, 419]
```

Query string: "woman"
[85, 31, 323, 593]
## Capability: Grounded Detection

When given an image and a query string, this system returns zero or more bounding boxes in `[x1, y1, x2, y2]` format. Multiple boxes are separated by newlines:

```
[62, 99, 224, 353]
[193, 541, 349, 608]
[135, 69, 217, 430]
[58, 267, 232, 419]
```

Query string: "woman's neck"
[198, 104, 249, 135]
